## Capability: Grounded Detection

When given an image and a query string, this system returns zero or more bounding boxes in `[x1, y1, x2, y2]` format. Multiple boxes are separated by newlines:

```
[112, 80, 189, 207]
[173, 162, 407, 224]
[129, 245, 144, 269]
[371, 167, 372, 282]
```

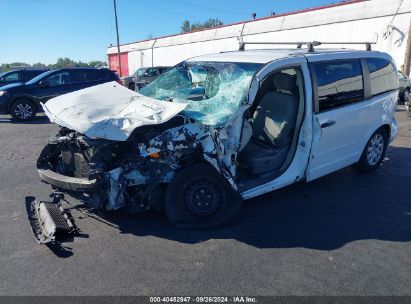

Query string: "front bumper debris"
[26, 196, 77, 244]
[37, 167, 96, 192]
[36, 144, 97, 192]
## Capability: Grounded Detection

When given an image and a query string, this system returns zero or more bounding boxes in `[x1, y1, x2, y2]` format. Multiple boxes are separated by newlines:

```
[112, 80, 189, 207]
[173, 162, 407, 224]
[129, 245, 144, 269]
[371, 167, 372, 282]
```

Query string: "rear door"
[306, 58, 367, 181]
[76, 69, 110, 89]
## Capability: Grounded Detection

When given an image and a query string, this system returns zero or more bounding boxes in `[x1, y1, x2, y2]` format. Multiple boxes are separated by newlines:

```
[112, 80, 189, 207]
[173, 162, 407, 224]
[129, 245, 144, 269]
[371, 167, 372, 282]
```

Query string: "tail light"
[116, 79, 124, 86]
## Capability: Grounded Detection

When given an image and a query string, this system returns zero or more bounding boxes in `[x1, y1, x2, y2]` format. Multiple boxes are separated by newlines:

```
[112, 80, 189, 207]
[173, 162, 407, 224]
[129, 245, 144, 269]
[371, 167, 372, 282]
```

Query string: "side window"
[46, 72, 70, 86]
[146, 68, 158, 77]
[84, 70, 107, 81]
[312, 60, 364, 112]
[22, 71, 39, 81]
[21, 72, 30, 81]
[70, 71, 87, 83]
[367, 58, 398, 97]
[3, 72, 20, 82]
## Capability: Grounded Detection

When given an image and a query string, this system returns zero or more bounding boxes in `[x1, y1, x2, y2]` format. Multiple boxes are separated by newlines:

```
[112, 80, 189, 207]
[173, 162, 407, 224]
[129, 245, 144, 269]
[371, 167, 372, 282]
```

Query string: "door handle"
[321, 120, 336, 128]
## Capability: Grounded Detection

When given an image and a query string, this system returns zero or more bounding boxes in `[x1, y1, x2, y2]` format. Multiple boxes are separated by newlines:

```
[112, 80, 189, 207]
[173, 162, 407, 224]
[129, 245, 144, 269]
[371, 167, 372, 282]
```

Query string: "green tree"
[1, 58, 108, 72]
[32, 62, 47, 68]
[181, 20, 191, 33]
[180, 18, 223, 33]
[10, 62, 30, 67]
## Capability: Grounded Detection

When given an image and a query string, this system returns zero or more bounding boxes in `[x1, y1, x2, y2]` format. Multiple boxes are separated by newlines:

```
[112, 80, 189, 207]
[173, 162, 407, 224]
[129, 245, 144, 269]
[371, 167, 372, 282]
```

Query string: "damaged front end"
[37, 111, 244, 216]
[32, 60, 257, 237]
[37, 116, 208, 212]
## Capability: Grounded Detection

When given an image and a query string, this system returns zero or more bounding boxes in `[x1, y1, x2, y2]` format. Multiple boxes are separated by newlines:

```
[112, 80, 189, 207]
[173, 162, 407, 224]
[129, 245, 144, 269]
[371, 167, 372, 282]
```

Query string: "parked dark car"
[123, 66, 170, 91]
[0, 69, 48, 87]
[0, 68, 120, 121]
[398, 70, 410, 102]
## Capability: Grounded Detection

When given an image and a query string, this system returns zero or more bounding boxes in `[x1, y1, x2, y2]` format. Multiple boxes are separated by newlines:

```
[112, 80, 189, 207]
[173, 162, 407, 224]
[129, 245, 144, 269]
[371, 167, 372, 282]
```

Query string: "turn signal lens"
[148, 152, 160, 159]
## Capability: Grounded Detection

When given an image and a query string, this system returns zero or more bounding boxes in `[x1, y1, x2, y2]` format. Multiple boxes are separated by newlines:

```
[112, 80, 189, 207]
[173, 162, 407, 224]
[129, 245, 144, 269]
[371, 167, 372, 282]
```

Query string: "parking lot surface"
[0, 109, 410, 296]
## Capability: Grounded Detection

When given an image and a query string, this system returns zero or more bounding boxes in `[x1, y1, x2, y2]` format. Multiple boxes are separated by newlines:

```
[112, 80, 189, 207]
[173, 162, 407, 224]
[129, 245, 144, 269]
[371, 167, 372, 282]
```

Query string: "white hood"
[42, 81, 187, 141]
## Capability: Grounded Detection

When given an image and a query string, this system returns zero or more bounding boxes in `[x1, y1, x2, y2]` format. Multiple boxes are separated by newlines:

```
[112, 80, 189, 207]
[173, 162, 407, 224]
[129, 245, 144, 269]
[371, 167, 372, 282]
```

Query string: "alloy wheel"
[14, 103, 33, 120]
[404, 89, 410, 101]
[366, 133, 384, 166]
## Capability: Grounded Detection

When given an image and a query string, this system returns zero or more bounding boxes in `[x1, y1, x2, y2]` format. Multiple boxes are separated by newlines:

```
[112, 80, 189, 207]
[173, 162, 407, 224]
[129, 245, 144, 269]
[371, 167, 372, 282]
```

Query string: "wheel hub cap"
[366, 133, 384, 166]
[185, 178, 222, 218]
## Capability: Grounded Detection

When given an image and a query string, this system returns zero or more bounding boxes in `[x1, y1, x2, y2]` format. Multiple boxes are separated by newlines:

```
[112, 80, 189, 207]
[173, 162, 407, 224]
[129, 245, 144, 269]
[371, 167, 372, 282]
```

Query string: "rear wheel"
[356, 128, 388, 173]
[403, 88, 410, 102]
[10, 99, 36, 121]
[164, 163, 243, 229]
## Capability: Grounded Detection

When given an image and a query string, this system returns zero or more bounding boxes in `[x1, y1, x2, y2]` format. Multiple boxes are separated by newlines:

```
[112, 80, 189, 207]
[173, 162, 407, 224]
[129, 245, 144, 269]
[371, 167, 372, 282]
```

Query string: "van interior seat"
[241, 72, 299, 175]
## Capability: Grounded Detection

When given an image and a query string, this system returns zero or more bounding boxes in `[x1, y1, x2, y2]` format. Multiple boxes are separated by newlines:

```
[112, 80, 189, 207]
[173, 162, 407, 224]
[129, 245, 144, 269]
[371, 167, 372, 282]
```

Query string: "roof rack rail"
[238, 40, 376, 52]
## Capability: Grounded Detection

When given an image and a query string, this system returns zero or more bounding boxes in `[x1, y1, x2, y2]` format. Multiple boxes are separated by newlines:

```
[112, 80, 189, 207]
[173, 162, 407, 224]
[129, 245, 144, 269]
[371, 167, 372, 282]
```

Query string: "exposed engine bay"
[37, 111, 246, 216]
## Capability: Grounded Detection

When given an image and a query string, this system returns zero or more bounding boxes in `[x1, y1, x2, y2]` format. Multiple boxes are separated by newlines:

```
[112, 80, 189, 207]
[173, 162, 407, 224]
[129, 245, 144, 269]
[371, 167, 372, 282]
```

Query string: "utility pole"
[403, 20, 411, 76]
[113, 0, 122, 76]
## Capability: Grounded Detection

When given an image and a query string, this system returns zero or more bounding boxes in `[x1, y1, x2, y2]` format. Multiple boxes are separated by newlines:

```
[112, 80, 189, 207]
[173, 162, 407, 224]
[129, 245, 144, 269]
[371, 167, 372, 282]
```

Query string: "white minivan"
[33, 44, 399, 241]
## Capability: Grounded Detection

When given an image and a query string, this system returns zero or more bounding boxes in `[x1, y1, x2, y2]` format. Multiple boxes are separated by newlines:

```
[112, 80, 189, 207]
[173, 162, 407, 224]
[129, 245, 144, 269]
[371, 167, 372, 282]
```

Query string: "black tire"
[402, 88, 410, 102]
[356, 128, 388, 173]
[10, 99, 36, 121]
[164, 163, 243, 229]
[406, 103, 411, 117]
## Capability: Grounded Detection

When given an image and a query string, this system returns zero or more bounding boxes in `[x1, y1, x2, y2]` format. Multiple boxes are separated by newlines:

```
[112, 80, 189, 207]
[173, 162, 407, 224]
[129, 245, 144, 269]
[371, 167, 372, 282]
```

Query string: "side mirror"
[39, 80, 50, 87]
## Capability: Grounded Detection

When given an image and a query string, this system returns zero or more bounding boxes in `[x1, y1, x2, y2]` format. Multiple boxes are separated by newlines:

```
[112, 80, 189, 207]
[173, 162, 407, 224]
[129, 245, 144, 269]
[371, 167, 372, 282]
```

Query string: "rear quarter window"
[3, 72, 20, 82]
[367, 58, 398, 97]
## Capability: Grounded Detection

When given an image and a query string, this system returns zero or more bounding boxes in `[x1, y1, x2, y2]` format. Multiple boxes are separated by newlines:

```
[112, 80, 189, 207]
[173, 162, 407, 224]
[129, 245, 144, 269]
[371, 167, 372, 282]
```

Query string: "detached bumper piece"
[27, 198, 77, 244]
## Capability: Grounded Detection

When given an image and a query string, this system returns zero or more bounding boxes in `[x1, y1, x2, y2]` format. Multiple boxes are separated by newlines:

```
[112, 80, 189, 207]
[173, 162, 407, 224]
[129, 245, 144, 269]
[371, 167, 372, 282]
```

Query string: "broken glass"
[139, 61, 262, 125]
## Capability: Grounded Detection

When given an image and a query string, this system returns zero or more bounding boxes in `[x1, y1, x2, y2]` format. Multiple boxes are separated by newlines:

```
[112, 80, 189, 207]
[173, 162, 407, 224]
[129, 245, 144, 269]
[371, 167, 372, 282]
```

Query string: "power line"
[127, 1, 200, 19]
[173, 0, 249, 16]
[389, 0, 404, 24]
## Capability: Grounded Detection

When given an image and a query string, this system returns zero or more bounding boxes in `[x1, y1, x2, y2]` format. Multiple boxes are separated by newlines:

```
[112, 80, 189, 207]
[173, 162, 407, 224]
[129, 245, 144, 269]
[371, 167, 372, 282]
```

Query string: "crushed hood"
[42, 81, 187, 141]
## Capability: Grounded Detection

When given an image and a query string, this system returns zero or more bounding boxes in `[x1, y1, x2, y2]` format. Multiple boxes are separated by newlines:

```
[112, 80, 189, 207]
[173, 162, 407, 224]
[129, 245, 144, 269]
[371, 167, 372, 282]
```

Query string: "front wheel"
[10, 99, 36, 121]
[356, 128, 388, 173]
[164, 163, 243, 229]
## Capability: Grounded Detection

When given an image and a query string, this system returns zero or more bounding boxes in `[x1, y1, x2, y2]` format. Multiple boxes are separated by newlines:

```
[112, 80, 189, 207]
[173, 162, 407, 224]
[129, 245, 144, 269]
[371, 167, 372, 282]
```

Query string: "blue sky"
[0, 0, 340, 64]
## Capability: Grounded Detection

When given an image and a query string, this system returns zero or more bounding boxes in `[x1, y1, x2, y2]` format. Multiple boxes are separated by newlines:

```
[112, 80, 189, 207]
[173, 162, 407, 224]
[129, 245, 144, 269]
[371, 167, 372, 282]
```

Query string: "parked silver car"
[123, 66, 170, 91]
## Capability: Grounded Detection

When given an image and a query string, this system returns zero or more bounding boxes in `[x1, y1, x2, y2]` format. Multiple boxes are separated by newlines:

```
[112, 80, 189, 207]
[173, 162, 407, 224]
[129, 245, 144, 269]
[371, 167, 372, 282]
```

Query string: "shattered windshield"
[138, 61, 262, 125]
[136, 68, 146, 77]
